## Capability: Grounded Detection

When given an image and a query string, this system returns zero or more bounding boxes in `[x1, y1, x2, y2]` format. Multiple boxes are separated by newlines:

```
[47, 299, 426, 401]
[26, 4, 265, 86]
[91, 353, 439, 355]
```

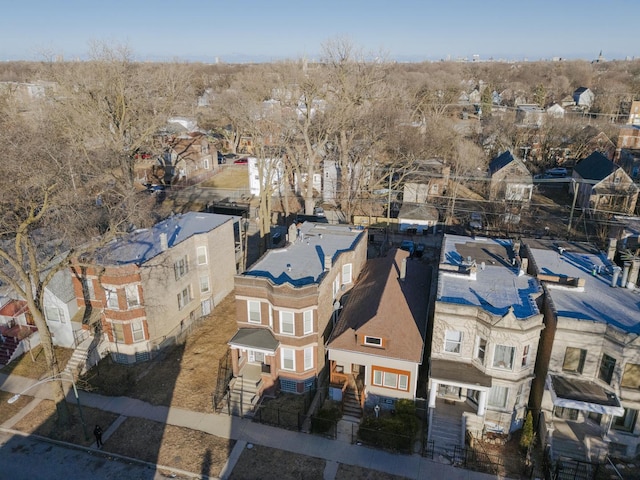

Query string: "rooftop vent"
[286, 263, 292, 272]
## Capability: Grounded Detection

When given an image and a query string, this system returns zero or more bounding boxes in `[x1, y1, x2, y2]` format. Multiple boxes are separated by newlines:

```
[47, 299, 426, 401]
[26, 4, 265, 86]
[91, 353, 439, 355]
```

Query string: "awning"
[229, 327, 279, 353]
[430, 358, 493, 390]
[547, 374, 624, 416]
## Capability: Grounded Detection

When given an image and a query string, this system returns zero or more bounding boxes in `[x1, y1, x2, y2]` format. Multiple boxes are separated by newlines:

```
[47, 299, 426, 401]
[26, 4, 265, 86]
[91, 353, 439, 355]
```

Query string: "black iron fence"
[212, 349, 232, 412]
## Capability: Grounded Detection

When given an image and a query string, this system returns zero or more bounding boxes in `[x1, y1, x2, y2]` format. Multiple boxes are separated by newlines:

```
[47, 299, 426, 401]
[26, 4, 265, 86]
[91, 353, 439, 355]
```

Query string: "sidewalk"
[0, 373, 500, 480]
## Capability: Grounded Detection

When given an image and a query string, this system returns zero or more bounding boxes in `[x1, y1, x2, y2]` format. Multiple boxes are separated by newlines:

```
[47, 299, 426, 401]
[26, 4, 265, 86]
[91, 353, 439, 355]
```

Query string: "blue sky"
[1, 0, 637, 62]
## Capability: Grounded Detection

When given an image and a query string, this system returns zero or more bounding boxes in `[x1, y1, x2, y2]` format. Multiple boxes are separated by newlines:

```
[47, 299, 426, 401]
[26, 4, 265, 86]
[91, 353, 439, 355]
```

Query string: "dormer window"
[364, 336, 382, 347]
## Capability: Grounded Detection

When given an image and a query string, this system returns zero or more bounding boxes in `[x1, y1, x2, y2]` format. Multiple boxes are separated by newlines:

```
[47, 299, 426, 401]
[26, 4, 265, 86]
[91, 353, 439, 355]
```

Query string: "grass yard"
[81, 291, 239, 412]
[200, 166, 249, 189]
[11, 398, 120, 447]
[0, 345, 73, 379]
[105, 417, 234, 478]
[229, 443, 325, 480]
[0, 390, 33, 421]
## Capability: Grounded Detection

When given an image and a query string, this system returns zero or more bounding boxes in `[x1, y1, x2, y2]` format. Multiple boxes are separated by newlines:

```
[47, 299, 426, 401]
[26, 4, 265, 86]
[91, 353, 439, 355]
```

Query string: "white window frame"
[281, 348, 295, 371]
[199, 274, 210, 294]
[197, 246, 208, 265]
[303, 310, 313, 335]
[45, 305, 64, 323]
[279, 311, 295, 336]
[342, 263, 352, 284]
[125, 284, 140, 308]
[373, 370, 383, 386]
[304, 347, 313, 371]
[333, 275, 340, 299]
[105, 288, 119, 309]
[85, 279, 95, 300]
[488, 385, 509, 408]
[493, 344, 515, 370]
[383, 371, 398, 388]
[203, 158, 210, 169]
[131, 321, 145, 342]
[364, 336, 382, 347]
[111, 322, 124, 343]
[248, 301, 261, 324]
[475, 336, 487, 364]
[398, 374, 409, 391]
[521, 345, 530, 367]
[444, 330, 462, 354]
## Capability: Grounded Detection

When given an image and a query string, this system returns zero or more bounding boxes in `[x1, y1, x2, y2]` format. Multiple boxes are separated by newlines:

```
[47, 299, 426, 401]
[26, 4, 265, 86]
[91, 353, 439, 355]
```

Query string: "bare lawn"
[230, 443, 325, 480]
[81, 291, 239, 412]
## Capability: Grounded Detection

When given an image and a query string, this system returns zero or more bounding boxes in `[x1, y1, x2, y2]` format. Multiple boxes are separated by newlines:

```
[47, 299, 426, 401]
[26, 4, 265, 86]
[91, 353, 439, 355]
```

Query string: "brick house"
[72, 212, 239, 364]
[228, 222, 368, 395]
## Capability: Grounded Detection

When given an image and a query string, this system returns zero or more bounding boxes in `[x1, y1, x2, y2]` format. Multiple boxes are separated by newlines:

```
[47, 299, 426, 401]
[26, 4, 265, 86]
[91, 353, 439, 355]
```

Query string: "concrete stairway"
[63, 336, 93, 378]
[221, 374, 263, 418]
[429, 407, 463, 458]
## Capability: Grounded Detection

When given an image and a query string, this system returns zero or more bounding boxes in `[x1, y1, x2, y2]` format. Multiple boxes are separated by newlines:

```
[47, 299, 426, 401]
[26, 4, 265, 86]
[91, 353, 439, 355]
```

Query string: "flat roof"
[431, 358, 493, 388]
[437, 235, 541, 319]
[524, 238, 640, 334]
[243, 222, 365, 287]
[95, 212, 237, 266]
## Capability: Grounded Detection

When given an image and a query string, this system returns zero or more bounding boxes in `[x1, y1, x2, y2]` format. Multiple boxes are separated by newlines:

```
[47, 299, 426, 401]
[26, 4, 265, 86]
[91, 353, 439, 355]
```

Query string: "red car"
[234, 158, 248, 164]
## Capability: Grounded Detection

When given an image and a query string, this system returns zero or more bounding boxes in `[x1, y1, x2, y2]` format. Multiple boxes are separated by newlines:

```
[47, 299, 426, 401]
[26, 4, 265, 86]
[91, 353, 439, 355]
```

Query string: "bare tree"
[0, 102, 133, 427]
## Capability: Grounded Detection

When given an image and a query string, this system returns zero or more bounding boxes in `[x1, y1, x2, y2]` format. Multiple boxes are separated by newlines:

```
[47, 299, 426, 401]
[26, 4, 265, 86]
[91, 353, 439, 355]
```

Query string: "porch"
[550, 417, 609, 462]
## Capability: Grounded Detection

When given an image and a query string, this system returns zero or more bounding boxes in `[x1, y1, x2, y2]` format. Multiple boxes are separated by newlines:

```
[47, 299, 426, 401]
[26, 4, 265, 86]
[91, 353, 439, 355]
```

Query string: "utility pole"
[567, 179, 579, 235]
[386, 168, 393, 225]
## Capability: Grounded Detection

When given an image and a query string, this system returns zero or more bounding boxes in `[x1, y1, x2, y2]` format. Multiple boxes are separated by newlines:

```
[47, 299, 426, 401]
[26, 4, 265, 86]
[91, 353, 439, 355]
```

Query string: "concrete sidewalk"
[0, 373, 500, 479]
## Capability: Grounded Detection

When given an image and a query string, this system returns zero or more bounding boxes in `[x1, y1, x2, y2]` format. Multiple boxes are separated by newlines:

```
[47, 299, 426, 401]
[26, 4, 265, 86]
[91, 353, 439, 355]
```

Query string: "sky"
[1, 0, 638, 63]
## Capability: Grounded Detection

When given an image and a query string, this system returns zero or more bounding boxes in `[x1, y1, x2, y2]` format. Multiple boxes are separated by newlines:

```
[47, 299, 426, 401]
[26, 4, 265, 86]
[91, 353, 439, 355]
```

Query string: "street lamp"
[7, 371, 89, 441]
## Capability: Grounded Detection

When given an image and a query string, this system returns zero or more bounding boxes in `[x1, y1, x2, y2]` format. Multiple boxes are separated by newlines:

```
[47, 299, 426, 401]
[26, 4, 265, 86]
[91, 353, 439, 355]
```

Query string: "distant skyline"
[1, 0, 638, 63]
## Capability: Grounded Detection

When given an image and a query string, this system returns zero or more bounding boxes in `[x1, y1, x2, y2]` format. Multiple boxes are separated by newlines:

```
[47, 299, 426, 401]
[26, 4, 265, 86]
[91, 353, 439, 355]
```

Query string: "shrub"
[520, 411, 534, 452]
[311, 405, 341, 434]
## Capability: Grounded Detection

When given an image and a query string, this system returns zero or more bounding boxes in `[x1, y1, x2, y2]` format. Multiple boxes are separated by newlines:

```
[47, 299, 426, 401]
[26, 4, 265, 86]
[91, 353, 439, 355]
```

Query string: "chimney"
[607, 238, 617, 261]
[621, 262, 631, 287]
[400, 258, 407, 281]
[627, 259, 640, 289]
[160, 233, 168, 251]
[324, 256, 332, 271]
[611, 266, 622, 287]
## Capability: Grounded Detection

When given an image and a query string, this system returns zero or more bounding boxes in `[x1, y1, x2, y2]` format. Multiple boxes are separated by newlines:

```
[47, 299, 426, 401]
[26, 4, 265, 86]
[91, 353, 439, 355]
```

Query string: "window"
[303, 310, 313, 334]
[372, 368, 409, 391]
[488, 385, 509, 408]
[614, 176, 621, 185]
[342, 263, 352, 284]
[281, 348, 295, 371]
[45, 306, 64, 323]
[174, 255, 189, 280]
[111, 322, 124, 343]
[364, 336, 382, 347]
[475, 337, 487, 364]
[304, 347, 313, 371]
[621, 363, 640, 389]
[248, 301, 261, 324]
[521, 345, 530, 367]
[131, 321, 145, 342]
[493, 345, 515, 369]
[83, 279, 95, 300]
[599, 354, 616, 384]
[613, 408, 638, 433]
[333, 276, 340, 299]
[444, 330, 462, 354]
[515, 384, 524, 407]
[125, 284, 140, 308]
[280, 311, 295, 335]
[197, 246, 208, 265]
[563, 347, 587, 374]
[199, 275, 210, 294]
[105, 288, 119, 309]
[177, 286, 192, 310]
[203, 158, 210, 169]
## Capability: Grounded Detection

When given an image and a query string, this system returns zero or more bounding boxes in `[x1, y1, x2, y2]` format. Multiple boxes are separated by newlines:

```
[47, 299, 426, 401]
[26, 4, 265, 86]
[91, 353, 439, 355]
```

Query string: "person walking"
[93, 424, 103, 448]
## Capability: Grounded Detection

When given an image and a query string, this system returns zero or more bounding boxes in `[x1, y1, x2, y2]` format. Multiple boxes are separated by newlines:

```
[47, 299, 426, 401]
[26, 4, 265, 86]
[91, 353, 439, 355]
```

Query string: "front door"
[249, 350, 265, 364]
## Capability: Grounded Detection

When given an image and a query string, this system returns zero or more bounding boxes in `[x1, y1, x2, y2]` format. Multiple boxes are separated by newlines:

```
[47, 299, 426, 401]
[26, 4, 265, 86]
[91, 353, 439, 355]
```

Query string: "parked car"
[234, 158, 248, 165]
[545, 167, 567, 177]
[313, 206, 325, 217]
[144, 183, 166, 194]
[217, 152, 226, 164]
[400, 240, 415, 255]
[469, 212, 483, 230]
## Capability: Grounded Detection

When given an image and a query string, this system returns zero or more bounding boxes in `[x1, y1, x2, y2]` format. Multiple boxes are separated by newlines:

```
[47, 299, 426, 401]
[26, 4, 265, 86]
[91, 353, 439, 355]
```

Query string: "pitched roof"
[327, 248, 429, 363]
[398, 203, 439, 222]
[489, 150, 523, 175]
[94, 212, 236, 266]
[573, 152, 618, 181]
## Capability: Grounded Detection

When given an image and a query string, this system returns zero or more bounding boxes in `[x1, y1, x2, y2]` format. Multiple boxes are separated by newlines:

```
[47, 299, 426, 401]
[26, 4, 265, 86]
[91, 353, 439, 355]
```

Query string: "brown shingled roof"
[327, 248, 430, 363]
